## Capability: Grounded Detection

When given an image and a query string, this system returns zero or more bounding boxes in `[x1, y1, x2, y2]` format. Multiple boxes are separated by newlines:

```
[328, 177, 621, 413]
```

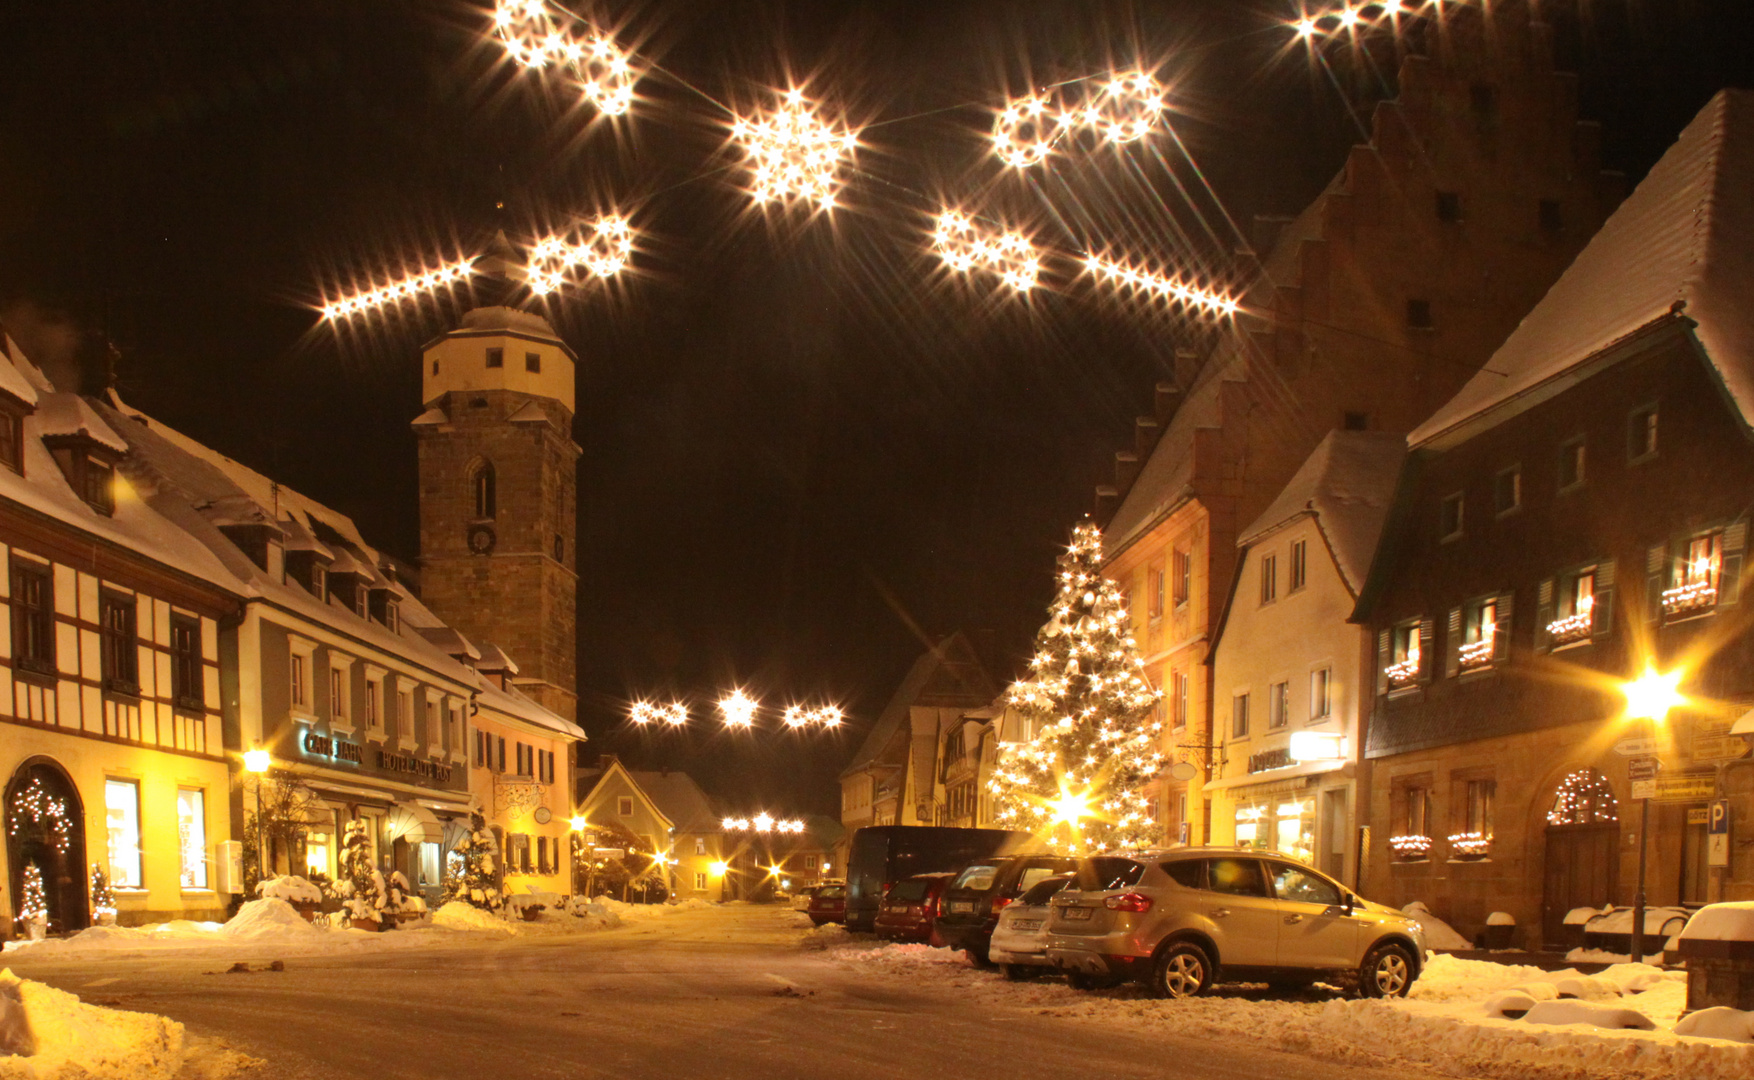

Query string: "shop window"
[1559, 438, 1586, 491]
[1260, 554, 1277, 604]
[10, 561, 54, 676]
[177, 788, 207, 889]
[1628, 404, 1658, 462]
[170, 614, 202, 710]
[1231, 693, 1250, 739]
[1289, 540, 1307, 592]
[1494, 466, 1521, 516]
[105, 779, 142, 888]
[1268, 681, 1288, 730]
[305, 830, 333, 877]
[100, 594, 139, 695]
[1439, 492, 1464, 541]
[1309, 668, 1331, 721]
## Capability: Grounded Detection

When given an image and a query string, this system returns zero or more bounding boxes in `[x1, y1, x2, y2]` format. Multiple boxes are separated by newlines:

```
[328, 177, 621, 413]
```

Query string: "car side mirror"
[1342, 893, 1357, 915]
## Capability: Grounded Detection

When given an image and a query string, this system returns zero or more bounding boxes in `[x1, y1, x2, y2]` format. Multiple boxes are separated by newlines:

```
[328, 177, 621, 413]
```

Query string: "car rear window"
[1016, 866, 1063, 892]
[1017, 875, 1072, 906]
[816, 885, 845, 899]
[1076, 857, 1145, 891]
[888, 879, 930, 903]
[953, 864, 999, 891]
[1160, 859, 1204, 889]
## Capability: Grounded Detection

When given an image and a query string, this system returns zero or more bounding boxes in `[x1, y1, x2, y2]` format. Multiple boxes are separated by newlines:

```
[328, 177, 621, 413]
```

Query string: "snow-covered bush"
[442, 812, 503, 913]
[257, 875, 324, 905]
[335, 819, 388, 924]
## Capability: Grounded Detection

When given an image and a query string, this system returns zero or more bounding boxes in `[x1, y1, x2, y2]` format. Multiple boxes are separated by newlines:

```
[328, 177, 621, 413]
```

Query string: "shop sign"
[1628, 756, 1659, 800]
[1651, 773, 1715, 803]
[303, 731, 363, 764]
[1691, 716, 1752, 764]
[376, 749, 453, 783]
[1248, 746, 1294, 774]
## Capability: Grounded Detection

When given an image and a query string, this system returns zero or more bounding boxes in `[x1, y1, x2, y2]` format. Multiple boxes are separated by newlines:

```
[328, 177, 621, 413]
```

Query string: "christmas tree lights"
[987, 520, 1165, 853]
[17, 864, 47, 937]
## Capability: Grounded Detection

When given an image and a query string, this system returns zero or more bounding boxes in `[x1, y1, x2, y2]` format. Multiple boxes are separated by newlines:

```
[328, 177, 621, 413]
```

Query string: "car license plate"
[1011, 919, 1042, 931]
[1062, 907, 1093, 921]
[950, 901, 974, 914]
[884, 905, 903, 913]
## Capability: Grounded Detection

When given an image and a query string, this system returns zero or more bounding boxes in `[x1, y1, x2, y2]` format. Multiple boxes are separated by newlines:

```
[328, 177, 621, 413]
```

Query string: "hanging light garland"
[526, 215, 635, 296]
[490, 0, 638, 116]
[933, 210, 1041, 293]
[730, 88, 861, 210]
[629, 700, 690, 727]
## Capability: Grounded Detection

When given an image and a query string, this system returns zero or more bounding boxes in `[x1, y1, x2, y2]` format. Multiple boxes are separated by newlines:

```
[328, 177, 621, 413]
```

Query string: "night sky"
[0, 1, 1749, 817]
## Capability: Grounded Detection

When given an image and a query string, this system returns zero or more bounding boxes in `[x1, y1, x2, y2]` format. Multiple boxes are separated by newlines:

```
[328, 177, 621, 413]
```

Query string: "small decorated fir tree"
[335, 819, 387, 924]
[988, 520, 1165, 853]
[17, 864, 47, 938]
[443, 812, 502, 913]
[90, 865, 117, 925]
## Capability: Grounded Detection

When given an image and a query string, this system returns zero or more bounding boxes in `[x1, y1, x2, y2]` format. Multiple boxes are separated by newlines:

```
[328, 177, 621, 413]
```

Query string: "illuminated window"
[305, 831, 333, 877]
[695, 872, 707, 891]
[105, 779, 142, 888]
[1458, 597, 1500, 672]
[177, 788, 207, 889]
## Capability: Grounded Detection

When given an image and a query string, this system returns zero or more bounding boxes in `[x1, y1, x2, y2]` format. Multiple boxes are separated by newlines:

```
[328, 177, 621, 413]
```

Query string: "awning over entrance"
[385, 801, 444, 846]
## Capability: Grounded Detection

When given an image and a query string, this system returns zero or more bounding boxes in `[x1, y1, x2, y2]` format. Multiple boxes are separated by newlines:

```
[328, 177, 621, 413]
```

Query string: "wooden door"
[1541, 825, 1619, 948]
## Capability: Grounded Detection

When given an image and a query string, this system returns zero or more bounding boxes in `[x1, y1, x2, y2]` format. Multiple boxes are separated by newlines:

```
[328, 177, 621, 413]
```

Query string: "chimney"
[1154, 381, 1181, 426]
[1114, 451, 1140, 492]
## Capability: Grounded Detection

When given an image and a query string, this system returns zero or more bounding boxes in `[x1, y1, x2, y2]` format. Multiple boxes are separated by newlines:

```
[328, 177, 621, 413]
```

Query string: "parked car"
[806, 883, 847, 926]
[936, 853, 1080, 963]
[791, 885, 821, 911]
[1044, 848, 1427, 999]
[988, 873, 1073, 979]
[873, 872, 956, 943]
[844, 825, 1031, 932]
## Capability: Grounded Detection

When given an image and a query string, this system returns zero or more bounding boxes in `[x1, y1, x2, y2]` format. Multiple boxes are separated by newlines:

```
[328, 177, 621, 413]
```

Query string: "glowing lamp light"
[993, 94, 1060, 168]
[243, 749, 271, 774]
[1083, 254, 1239, 318]
[1292, 16, 1320, 38]
[569, 816, 589, 832]
[1288, 730, 1347, 763]
[1623, 665, 1685, 723]
[783, 706, 810, 729]
[527, 215, 634, 297]
[708, 860, 730, 878]
[719, 690, 758, 729]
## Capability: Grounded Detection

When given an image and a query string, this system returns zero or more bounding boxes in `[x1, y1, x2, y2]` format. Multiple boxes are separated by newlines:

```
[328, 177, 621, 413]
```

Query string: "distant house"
[576, 756, 726, 900]
[838, 632, 996, 851]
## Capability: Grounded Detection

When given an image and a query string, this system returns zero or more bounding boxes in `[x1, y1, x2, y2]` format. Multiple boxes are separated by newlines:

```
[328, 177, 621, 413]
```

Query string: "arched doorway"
[5, 760, 89, 935]
[1541, 768, 1620, 948]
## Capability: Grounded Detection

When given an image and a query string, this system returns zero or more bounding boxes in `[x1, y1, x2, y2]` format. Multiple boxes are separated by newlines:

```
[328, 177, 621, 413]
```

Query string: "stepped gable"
[1413, 89, 1754, 448]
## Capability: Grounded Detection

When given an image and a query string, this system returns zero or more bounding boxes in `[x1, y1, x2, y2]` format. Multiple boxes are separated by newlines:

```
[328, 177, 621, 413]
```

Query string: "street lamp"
[1620, 664, 1685, 964]
[244, 748, 271, 884]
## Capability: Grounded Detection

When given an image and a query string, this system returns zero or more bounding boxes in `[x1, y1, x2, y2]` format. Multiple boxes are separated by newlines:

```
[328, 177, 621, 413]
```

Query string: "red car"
[807, 883, 847, 926]
[873, 872, 955, 944]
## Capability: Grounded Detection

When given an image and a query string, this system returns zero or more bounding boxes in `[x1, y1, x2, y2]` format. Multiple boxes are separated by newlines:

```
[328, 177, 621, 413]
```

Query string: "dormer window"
[384, 601, 399, 634]
[312, 564, 328, 600]
[43, 437, 120, 515]
[0, 407, 24, 475]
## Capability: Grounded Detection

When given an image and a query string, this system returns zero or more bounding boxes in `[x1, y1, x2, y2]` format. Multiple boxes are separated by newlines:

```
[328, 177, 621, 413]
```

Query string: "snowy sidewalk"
[814, 922, 1754, 1080]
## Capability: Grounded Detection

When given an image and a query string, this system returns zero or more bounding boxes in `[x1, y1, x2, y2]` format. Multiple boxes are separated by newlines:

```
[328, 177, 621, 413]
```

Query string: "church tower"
[413, 306, 578, 723]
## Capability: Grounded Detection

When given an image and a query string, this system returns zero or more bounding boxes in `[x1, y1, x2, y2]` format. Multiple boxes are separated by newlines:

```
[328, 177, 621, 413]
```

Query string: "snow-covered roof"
[1239, 430, 1407, 595]
[473, 677, 584, 740]
[0, 336, 40, 406]
[1102, 353, 1244, 552]
[415, 625, 481, 661]
[35, 393, 128, 454]
[1412, 89, 1754, 448]
[474, 643, 519, 675]
[842, 632, 993, 777]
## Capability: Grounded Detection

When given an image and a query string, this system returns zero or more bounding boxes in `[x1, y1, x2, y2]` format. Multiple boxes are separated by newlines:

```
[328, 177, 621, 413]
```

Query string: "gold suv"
[1044, 848, 1427, 999]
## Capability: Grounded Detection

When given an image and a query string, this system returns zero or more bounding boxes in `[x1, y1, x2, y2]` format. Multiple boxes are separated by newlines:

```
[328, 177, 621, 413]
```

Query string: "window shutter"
[1594, 561, 1616, 638]
[1375, 629, 1391, 695]
[1646, 544, 1667, 622]
[1493, 592, 1514, 661]
[1535, 578, 1555, 653]
[1418, 617, 1435, 682]
[1445, 607, 1463, 678]
[1723, 522, 1746, 605]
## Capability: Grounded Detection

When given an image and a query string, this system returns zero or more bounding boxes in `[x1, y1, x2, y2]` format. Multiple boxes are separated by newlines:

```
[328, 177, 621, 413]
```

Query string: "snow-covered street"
[2, 904, 1750, 1080]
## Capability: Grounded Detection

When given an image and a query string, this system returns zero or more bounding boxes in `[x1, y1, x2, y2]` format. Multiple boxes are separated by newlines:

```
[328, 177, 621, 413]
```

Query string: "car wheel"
[1149, 942, 1213, 1000]
[965, 944, 993, 969]
[1358, 942, 1415, 998]
[809, 917, 828, 927]
[1066, 970, 1122, 991]
[1000, 964, 1030, 981]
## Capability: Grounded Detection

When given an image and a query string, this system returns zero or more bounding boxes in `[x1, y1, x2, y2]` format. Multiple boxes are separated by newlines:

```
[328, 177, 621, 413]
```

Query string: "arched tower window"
[472, 461, 496, 521]
[1547, 769, 1619, 826]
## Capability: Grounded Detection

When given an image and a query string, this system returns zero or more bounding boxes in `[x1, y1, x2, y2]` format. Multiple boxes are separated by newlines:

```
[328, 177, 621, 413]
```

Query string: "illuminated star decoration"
[321, 260, 475, 321]
[933, 210, 1040, 293]
[731, 88, 860, 209]
[719, 690, 759, 729]
[491, 0, 639, 116]
[526, 215, 635, 297]
[721, 814, 806, 833]
[1083, 254, 1240, 319]
[782, 705, 845, 729]
[629, 700, 689, 727]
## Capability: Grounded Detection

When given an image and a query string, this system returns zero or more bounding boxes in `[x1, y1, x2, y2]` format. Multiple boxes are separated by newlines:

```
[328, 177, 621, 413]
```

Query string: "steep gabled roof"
[841, 632, 995, 777]
[1413, 89, 1754, 448]
[1239, 430, 1407, 596]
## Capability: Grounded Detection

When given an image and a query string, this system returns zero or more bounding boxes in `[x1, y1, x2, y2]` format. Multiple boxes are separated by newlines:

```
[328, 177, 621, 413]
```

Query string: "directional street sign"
[1629, 755, 1660, 800]
[1613, 737, 1663, 758]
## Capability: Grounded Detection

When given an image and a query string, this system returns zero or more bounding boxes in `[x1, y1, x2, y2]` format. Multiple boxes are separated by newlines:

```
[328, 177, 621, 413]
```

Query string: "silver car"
[1044, 848, 1427, 999]
[987, 874, 1072, 979]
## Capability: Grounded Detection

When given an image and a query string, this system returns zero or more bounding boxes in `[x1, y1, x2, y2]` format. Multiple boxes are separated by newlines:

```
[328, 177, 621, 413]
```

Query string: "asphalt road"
[6, 908, 1442, 1080]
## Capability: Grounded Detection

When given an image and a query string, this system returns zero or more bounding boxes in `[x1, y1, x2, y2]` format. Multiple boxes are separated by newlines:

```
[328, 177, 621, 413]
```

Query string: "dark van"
[845, 825, 1031, 932]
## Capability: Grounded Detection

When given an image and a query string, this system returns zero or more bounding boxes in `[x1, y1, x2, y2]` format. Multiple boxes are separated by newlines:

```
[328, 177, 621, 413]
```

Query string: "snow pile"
[1675, 1008, 1754, 1044]
[589, 896, 710, 920]
[797, 923, 855, 950]
[256, 875, 323, 904]
[1522, 999, 1656, 1030]
[0, 968, 251, 1080]
[431, 901, 516, 934]
[219, 898, 322, 940]
[1486, 912, 1516, 926]
[838, 942, 969, 969]
[1404, 901, 1472, 951]
[670, 898, 713, 912]
[1678, 901, 1754, 943]
[1589, 906, 1691, 937]
[1567, 947, 1633, 964]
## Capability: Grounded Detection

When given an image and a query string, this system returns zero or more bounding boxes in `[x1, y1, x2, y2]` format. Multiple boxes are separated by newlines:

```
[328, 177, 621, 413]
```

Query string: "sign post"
[1709, 798, 1731, 869]
[1627, 756, 1661, 964]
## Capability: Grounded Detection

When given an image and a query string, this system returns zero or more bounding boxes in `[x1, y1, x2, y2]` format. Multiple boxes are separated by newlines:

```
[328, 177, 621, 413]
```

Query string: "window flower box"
[1388, 834, 1432, 861]
[1546, 610, 1593, 646]
[1385, 658, 1420, 688]
[1448, 831, 1492, 859]
[1663, 581, 1717, 617]
[1457, 640, 1495, 671]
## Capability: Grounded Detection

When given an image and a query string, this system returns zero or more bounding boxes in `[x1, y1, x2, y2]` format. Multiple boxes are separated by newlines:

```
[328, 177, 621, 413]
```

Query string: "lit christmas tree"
[441, 812, 502, 913]
[90, 864, 117, 925]
[17, 864, 47, 936]
[989, 520, 1165, 853]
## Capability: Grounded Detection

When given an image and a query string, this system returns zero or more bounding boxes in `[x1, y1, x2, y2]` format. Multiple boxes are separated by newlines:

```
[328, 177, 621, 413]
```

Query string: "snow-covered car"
[1045, 848, 1427, 999]
[988, 873, 1072, 979]
[791, 885, 820, 911]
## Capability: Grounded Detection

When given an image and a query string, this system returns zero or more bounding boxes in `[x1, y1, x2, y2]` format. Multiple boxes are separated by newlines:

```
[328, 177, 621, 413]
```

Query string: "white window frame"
[328, 652, 357, 734]
[177, 787, 209, 890]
